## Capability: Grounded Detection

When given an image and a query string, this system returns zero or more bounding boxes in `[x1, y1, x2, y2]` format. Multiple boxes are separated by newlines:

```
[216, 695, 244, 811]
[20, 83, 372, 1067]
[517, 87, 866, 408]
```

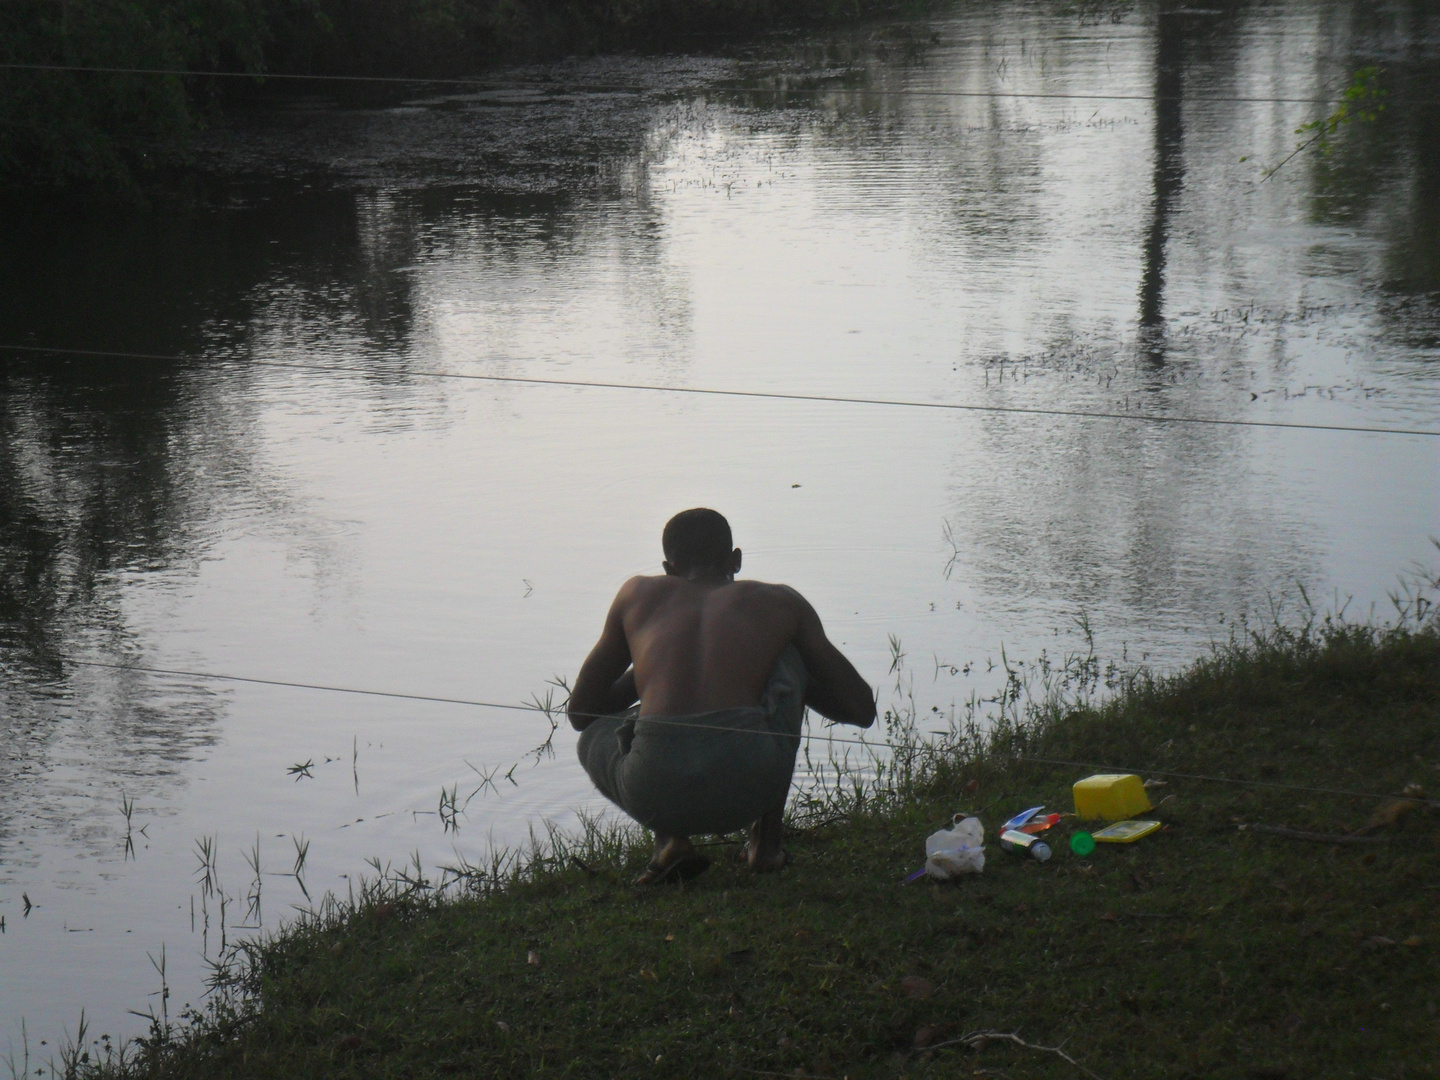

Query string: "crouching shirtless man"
[569, 508, 875, 884]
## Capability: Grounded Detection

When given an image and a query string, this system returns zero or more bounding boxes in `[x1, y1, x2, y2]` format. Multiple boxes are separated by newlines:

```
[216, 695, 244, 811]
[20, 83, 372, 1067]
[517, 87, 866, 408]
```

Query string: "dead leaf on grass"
[900, 975, 933, 999]
[1365, 797, 1420, 833]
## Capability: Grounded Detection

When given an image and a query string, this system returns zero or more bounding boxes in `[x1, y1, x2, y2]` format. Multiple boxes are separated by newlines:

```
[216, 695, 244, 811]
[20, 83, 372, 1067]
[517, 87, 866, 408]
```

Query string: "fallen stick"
[919, 1029, 1105, 1080]
[1239, 824, 1390, 844]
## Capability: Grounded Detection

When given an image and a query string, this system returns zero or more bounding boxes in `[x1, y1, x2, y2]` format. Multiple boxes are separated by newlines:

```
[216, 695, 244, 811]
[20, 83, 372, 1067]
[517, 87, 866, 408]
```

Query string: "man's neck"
[683, 570, 734, 585]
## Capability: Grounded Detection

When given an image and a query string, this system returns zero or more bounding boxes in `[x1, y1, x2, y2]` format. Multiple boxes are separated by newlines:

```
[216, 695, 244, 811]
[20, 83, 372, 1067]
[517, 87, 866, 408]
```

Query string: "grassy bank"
[90, 615, 1439, 1079]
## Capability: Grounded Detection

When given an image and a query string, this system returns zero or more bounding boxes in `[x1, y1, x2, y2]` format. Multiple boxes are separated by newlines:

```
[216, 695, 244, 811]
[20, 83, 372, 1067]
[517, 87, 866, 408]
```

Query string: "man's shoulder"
[731, 577, 792, 591]
[615, 574, 669, 601]
[731, 579, 807, 608]
[614, 576, 807, 609]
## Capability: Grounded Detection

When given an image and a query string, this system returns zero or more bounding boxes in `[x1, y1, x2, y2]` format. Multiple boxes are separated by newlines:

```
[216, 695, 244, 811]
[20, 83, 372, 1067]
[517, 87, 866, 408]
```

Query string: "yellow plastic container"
[1072, 774, 1152, 821]
[1092, 820, 1162, 844]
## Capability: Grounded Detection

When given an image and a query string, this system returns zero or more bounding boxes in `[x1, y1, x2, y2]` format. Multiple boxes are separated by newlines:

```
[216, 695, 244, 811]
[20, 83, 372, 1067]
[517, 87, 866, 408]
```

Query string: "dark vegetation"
[0, 0, 929, 195]
[75, 603, 1440, 1079]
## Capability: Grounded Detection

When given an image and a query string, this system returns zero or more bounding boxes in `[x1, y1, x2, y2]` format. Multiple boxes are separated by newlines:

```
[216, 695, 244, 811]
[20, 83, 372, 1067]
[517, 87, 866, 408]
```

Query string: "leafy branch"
[1255, 66, 1385, 182]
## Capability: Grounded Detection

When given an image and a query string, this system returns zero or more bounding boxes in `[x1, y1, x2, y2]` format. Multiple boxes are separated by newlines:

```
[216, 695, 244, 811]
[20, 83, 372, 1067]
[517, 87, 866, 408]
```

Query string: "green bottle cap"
[1070, 831, 1096, 857]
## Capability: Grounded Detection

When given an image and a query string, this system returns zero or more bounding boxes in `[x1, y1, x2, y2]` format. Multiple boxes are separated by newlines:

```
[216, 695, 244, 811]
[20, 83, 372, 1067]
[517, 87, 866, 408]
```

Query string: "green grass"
[92, 618, 1440, 1079]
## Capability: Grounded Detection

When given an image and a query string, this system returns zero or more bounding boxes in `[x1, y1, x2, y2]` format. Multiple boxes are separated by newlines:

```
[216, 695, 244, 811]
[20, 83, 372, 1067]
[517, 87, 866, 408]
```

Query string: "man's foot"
[636, 836, 712, 885]
[738, 840, 791, 873]
[745, 808, 789, 873]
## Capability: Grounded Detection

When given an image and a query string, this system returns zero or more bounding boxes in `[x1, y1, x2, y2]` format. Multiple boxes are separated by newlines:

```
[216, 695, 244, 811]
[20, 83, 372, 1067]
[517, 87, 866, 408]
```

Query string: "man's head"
[662, 508, 741, 579]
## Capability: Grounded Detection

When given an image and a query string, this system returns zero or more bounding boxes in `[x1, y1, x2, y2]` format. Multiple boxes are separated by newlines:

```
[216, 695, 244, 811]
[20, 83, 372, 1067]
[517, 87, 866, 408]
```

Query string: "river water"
[2, 0, 1438, 1056]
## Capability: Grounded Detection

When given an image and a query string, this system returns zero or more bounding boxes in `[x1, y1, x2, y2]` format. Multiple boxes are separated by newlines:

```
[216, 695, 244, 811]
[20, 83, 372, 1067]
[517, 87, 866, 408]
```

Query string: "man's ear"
[662, 560, 680, 577]
[731, 548, 743, 575]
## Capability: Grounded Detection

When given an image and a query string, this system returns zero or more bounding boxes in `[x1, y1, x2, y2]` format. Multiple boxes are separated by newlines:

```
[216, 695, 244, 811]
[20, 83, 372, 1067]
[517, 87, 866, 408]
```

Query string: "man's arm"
[568, 583, 640, 731]
[786, 588, 877, 728]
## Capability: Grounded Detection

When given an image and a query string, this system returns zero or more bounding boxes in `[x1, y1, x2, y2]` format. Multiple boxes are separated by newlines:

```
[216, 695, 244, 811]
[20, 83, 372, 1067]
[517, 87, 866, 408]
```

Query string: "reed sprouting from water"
[192, 837, 217, 899]
[241, 835, 263, 927]
[118, 792, 147, 862]
[289, 835, 311, 902]
[438, 784, 461, 833]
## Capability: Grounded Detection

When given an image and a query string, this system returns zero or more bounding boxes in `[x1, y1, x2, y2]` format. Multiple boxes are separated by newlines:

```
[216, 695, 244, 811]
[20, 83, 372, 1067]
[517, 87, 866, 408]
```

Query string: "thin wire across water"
[5, 344, 1436, 439]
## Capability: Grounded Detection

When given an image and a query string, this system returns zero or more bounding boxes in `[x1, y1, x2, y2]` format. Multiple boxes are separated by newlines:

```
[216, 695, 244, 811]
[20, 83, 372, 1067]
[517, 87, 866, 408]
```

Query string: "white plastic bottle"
[999, 828, 1052, 862]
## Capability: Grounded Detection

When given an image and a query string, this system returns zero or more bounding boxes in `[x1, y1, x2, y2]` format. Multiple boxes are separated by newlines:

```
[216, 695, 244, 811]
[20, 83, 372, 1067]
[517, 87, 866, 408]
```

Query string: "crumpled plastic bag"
[924, 815, 985, 879]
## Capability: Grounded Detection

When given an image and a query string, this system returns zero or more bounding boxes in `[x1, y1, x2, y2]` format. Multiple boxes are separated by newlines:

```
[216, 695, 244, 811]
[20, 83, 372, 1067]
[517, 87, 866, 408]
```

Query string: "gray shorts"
[576, 645, 808, 837]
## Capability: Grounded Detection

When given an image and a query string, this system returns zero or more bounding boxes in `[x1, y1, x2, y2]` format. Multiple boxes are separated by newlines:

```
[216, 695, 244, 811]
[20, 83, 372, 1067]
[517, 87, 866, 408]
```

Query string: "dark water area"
[2, 0, 1439, 1054]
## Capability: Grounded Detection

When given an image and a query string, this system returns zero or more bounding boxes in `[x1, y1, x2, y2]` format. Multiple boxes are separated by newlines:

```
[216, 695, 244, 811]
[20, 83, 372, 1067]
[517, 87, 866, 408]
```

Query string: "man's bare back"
[568, 559, 875, 729]
[569, 509, 874, 884]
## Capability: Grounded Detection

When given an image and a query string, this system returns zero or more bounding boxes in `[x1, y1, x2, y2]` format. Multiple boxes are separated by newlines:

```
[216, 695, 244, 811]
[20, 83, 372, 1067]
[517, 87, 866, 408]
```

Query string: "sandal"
[635, 850, 712, 886]
[735, 842, 793, 873]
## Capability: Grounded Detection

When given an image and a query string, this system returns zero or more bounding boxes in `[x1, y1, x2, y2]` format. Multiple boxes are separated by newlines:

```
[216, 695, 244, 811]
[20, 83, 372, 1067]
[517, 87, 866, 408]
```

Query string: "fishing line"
[67, 656, 543, 714]
[61, 656, 879, 744]
[4, 344, 1436, 439]
[2, 62, 1422, 106]
[59, 658, 1433, 807]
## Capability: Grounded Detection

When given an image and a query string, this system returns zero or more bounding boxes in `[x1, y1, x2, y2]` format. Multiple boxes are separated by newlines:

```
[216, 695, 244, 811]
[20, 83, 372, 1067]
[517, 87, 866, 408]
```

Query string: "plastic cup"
[1070, 831, 1096, 857]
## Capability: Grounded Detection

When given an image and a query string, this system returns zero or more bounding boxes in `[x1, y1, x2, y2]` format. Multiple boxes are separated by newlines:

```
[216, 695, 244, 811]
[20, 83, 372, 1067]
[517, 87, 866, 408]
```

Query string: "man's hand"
[788, 588, 877, 728]
[568, 581, 639, 730]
